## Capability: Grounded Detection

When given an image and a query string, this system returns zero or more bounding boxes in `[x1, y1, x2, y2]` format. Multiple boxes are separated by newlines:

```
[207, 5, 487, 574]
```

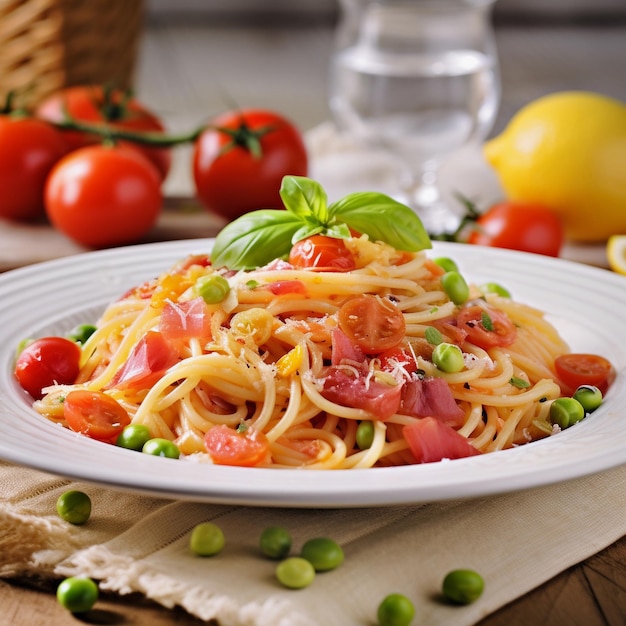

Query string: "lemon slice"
[606, 235, 626, 274]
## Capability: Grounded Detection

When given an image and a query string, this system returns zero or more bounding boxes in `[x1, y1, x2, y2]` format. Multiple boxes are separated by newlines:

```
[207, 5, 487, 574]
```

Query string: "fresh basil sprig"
[210, 175, 432, 270]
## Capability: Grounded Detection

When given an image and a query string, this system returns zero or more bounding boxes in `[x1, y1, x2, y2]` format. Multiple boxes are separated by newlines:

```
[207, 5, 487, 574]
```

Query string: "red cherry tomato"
[45, 145, 162, 248]
[204, 424, 270, 467]
[36, 85, 171, 180]
[0, 116, 66, 221]
[467, 202, 564, 257]
[14, 337, 81, 399]
[554, 353, 613, 395]
[193, 108, 308, 219]
[289, 235, 356, 271]
[337, 295, 406, 354]
[63, 390, 131, 442]
[456, 303, 517, 349]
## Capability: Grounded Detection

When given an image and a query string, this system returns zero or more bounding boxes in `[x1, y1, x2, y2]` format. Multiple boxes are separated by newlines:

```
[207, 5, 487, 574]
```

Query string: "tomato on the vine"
[289, 235, 356, 271]
[192, 108, 308, 219]
[36, 85, 172, 180]
[0, 116, 66, 221]
[45, 145, 162, 249]
[466, 201, 564, 257]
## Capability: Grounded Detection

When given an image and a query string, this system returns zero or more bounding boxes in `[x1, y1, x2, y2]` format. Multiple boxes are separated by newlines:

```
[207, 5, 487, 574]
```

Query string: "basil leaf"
[211, 209, 303, 270]
[280, 176, 329, 223]
[328, 192, 432, 251]
[292, 223, 324, 244]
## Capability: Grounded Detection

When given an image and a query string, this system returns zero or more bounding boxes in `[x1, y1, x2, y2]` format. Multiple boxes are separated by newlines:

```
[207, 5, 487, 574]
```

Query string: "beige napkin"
[2, 460, 624, 625]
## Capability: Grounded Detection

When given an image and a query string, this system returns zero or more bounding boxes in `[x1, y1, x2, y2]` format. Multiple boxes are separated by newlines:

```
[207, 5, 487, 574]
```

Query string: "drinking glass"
[329, 0, 500, 234]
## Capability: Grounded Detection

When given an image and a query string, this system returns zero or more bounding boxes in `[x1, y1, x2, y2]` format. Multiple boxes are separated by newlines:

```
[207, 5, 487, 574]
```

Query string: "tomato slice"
[456, 303, 517, 349]
[289, 235, 356, 272]
[63, 390, 131, 442]
[15, 337, 81, 399]
[554, 353, 613, 395]
[402, 417, 481, 463]
[204, 424, 270, 467]
[338, 295, 405, 354]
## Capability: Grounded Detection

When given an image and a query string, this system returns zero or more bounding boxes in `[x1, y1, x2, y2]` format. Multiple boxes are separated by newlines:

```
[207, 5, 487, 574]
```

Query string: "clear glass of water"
[329, 0, 500, 235]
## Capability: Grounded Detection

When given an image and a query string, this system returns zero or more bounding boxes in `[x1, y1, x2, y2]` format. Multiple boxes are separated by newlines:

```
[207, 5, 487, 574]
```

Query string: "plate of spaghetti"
[1, 178, 625, 507]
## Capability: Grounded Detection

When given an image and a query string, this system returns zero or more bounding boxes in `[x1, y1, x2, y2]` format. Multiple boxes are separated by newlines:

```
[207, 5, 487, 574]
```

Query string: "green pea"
[377, 593, 415, 626]
[67, 324, 97, 344]
[142, 438, 180, 459]
[260, 526, 292, 559]
[549, 397, 585, 429]
[189, 522, 225, 556]
[56, 490, 91, 525]
[56, 576, 99, 613]
[442, 569, 485, 605]
[433, 257, 458, 273]
[116, 424, 152, 451]
[572, 385, 603, 413]
[431, 342, 465, 373]
[196, 274, 230, 304]
[479, 282, 511, 298]
[441, 271, 469, 305]
[300, 537, 344, 572]
[356, 421, 375, 450]
[276, 557, 316, 589]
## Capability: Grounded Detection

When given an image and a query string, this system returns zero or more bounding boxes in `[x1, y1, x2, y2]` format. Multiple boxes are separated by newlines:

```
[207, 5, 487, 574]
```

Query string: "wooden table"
[1, 198, 624, 625]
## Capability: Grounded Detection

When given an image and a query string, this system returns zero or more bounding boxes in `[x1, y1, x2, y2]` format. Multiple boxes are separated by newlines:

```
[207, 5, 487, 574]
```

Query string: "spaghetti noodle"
[33, 234, 574, 469]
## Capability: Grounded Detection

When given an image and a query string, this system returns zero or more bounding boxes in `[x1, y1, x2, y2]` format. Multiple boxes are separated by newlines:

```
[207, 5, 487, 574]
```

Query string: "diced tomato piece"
[204, 424, 269, 467]
[378, 346, 419, 375]
[400, 377, 465, 427]
[554, 353, 614, 395]
[108, 331, 179, 390]
[321, 367, 402, 420]
[63, 390, 131, 442]
[402, 417, 482, 463]
[159, 297, 212, 341]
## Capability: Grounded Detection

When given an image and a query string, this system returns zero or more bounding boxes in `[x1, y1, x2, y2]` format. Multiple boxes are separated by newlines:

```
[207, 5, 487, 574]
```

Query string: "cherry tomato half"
[0, 116, 66, 221]
[467, 201, 564, 257]
[204, 424, 270, 467]
[193, 108, 308, 219]
[456, 303, 517, 350]
[338, 295, 406, 354]
[554, 353, 613, 395]
[63, 390, 131, 442]
[45, 145, 162, 249]
[36, 85, 172, 180]
[14, 337, 81, 399]
[289, 235, 356, 271]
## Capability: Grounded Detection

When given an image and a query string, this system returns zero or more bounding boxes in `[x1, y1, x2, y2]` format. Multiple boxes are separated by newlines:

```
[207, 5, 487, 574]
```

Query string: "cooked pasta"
[34, 235, 573, 468]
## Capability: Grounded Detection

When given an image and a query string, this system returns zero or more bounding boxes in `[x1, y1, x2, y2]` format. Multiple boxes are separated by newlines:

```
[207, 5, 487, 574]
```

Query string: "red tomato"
[204, 424, 270, 467]
[14, 337, 81, 399]
[467, 201, 564, 257]
[554, 353, 614, 395]
[456, 303, 517, 349]
[402, 417, 482, 463]
[63, 390, 130, 442]
[36, 85, 171, 180]
[108, 331, 179, 391]
[289, 235, 356, 271]
[45, 145, 162, 248]
[0, 116, 66, 221]
[192, 108, 308, 219]
[338, 295, 406, 354]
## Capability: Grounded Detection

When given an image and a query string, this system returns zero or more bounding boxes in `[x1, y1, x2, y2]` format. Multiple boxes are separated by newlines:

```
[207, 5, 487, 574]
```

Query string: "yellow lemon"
[484, 91, 626, 242]
[606, 235, 626, 275]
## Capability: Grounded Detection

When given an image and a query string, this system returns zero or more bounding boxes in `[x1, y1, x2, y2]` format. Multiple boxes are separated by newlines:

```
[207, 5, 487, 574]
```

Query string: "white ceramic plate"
[1, 240, 625, 507]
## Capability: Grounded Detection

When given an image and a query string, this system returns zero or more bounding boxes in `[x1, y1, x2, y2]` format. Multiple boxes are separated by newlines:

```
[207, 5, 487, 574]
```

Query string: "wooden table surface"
[1, 199, 624, 625]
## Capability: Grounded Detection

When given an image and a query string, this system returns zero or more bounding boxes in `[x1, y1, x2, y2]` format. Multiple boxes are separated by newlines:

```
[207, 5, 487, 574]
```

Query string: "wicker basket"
[0, 0, 144, 109]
